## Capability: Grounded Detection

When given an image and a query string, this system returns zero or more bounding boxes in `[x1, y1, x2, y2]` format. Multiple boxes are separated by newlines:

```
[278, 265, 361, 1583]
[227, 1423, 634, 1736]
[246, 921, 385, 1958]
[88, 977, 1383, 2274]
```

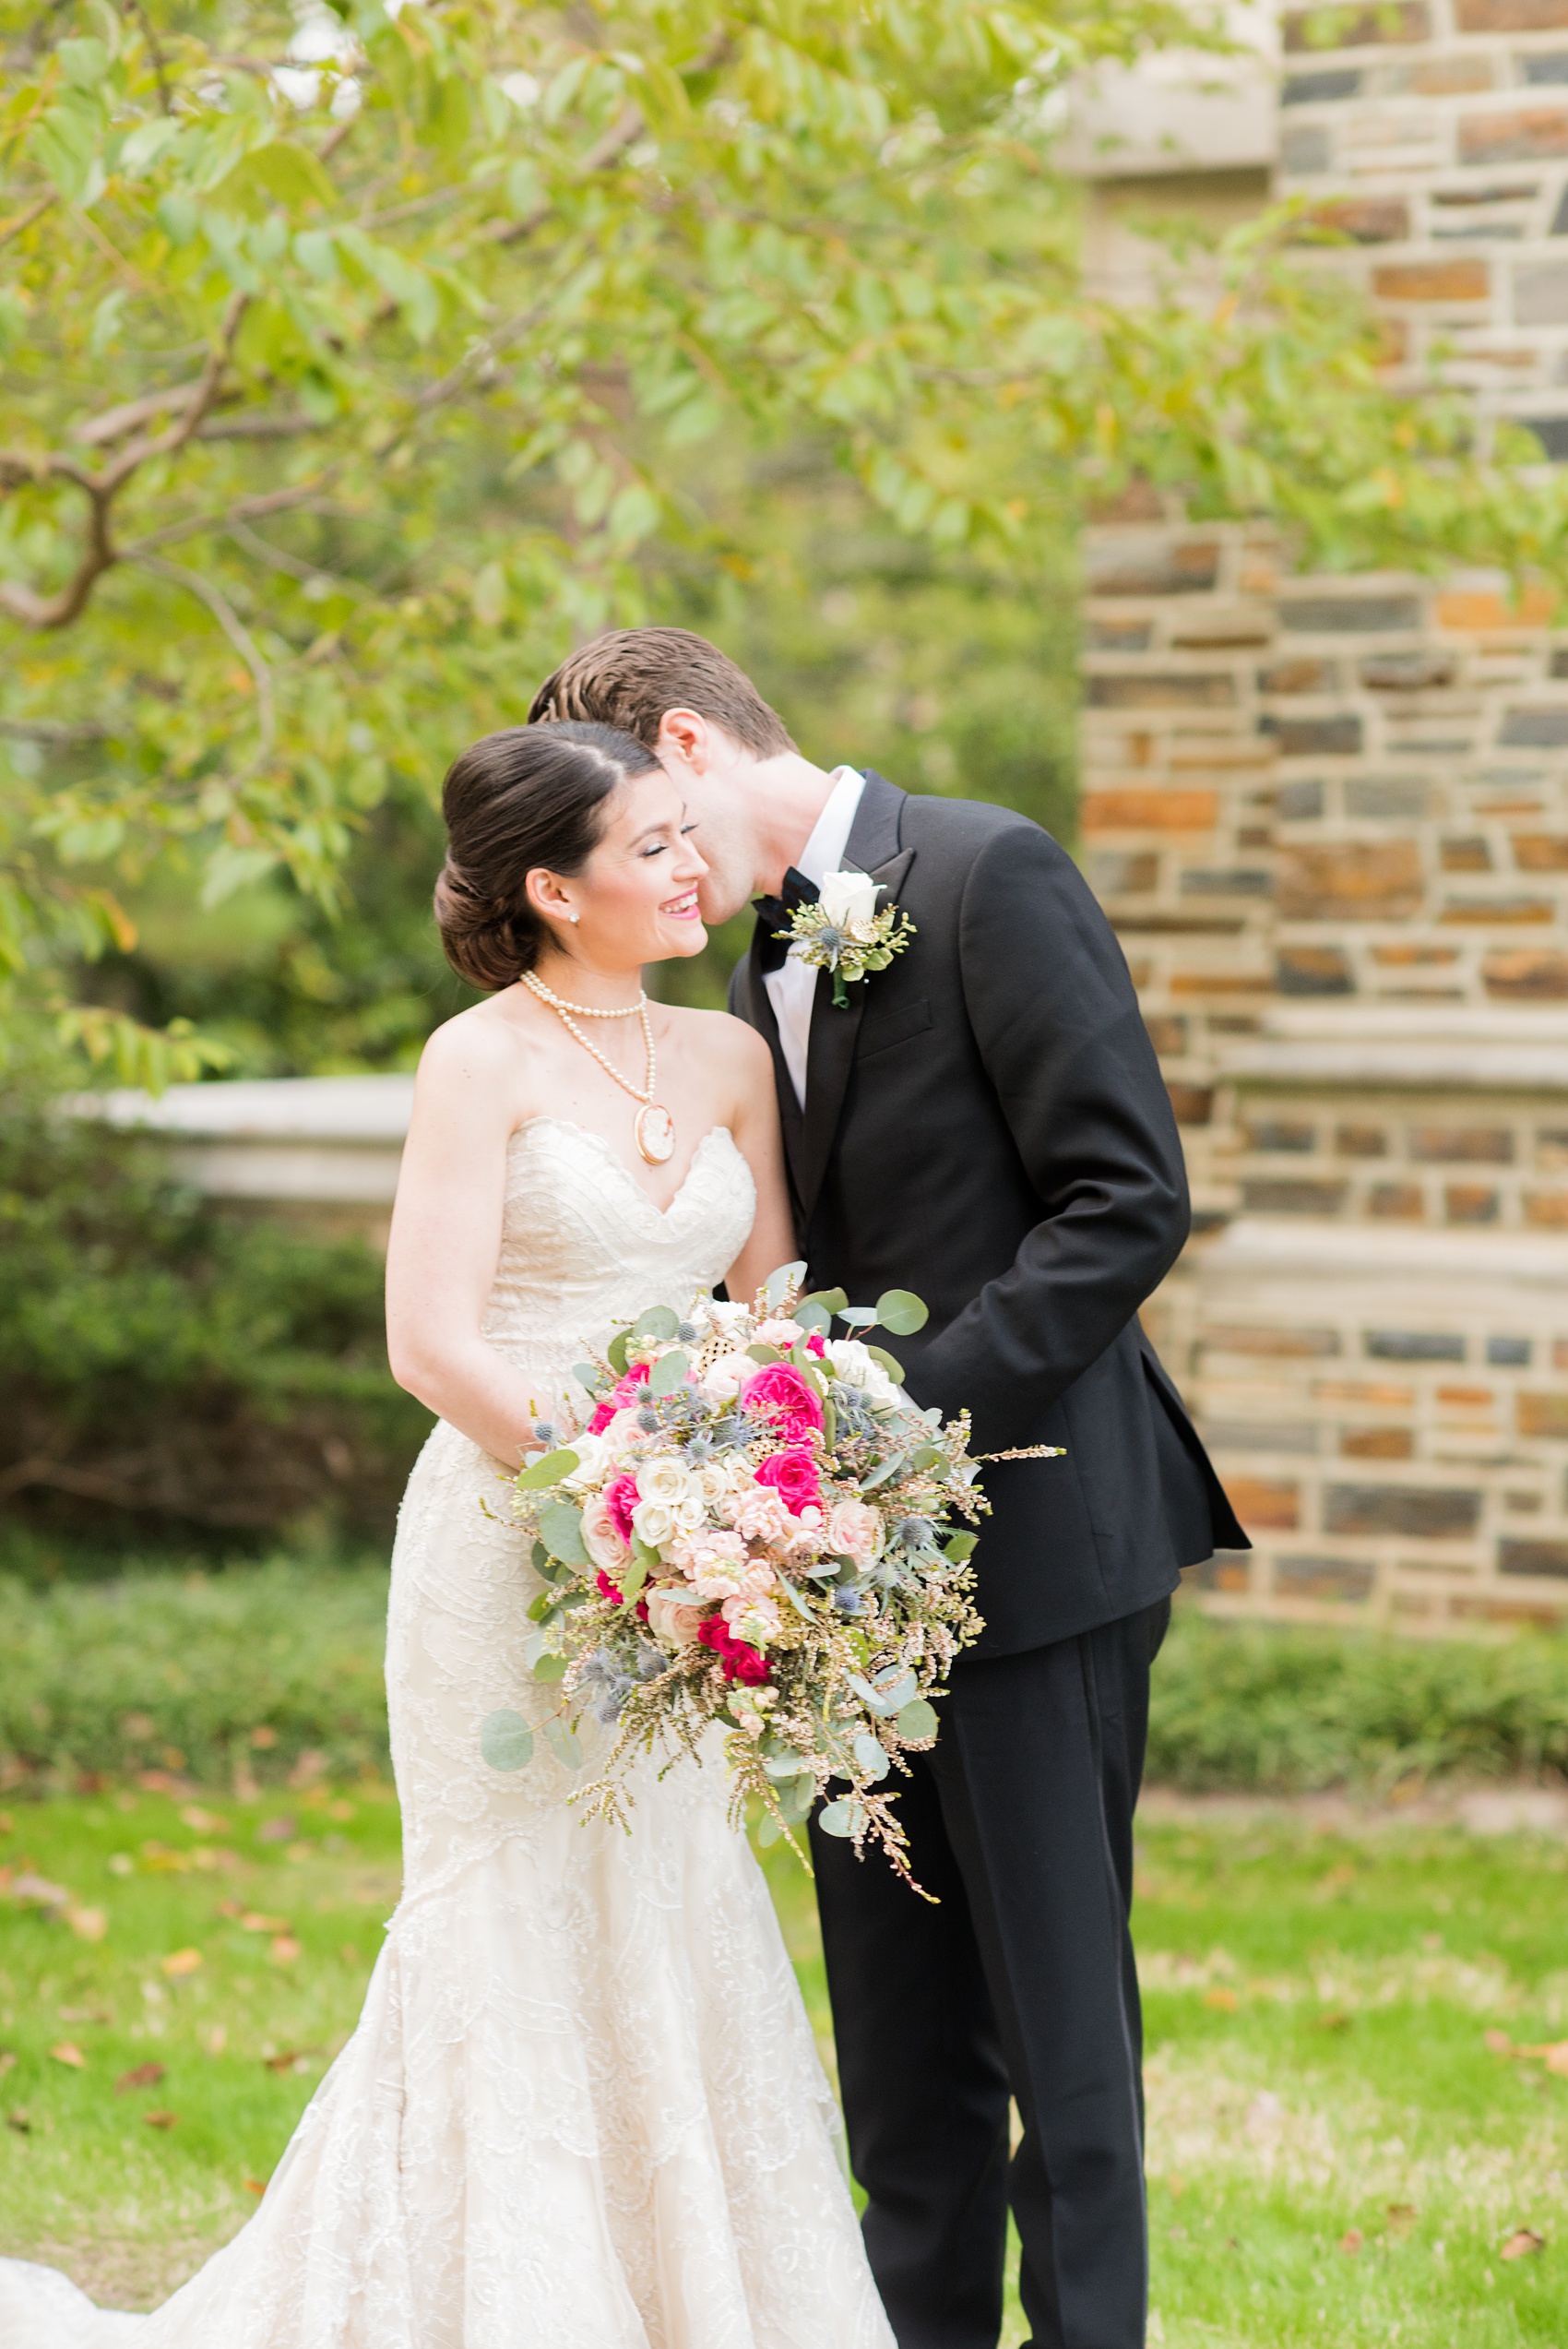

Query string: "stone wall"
[1087, 0, 1568, 1633]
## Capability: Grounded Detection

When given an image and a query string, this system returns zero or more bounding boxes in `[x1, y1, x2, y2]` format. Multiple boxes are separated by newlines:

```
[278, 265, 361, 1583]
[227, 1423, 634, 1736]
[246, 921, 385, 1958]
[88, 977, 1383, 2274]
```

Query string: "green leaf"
[793, 1300, 834, 1336]
[542, 1715, 581, 1769]
[764, 1260, 807, 1308]
[799, 1286, 849, 1317]
[647, 1348, 691, 1397]
[867, 1345, 907, 1386]
[479, 1710, 534, 1771]
[745, 1343, 784, 1365]
[896, 1698, 939, 1744]
[537, 1500, 588, 1566]
[817, 1797, 855, 1839]
[531, 1651, 566, 1683]
[838, 1306, 878, 1329]
[942, 1532, 978, 1562]
[620, 1544, 653, 1603]
[852, 1732, 891, 1781]
[633, 1306, 679, 1342]
[517, 1447, 580, 1491]
[875, 1289, 930, 1335]
[571, 1361, 602, 1392]
[607, 1330, 632, 1377]
[755, 1809, 783, 1847]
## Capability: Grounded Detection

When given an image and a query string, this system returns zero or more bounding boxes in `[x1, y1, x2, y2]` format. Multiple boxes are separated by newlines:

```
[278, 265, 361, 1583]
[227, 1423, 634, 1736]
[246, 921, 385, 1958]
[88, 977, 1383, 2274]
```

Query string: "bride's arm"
[385, 1015, 550, 1465]
[720, 1019, 801, 1310]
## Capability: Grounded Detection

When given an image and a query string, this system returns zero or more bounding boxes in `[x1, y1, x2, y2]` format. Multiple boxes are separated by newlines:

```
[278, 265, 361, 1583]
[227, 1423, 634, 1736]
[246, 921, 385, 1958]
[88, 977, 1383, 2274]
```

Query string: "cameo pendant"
[636, 1103, 676, 1165]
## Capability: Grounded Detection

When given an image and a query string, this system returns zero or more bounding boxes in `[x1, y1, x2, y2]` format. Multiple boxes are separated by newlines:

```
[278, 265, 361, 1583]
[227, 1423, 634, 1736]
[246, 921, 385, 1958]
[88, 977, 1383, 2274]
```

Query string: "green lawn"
[1, 1788, 1563, 2343]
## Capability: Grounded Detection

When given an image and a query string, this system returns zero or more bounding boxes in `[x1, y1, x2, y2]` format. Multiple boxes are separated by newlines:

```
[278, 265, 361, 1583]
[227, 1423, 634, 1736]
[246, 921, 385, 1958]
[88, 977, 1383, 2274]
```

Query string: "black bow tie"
[754, 866, 819, 973]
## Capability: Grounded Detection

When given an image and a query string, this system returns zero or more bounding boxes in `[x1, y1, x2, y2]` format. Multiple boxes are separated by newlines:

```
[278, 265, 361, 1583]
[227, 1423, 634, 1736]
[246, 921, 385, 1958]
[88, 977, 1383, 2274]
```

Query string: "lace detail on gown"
[0, 1119, 897, 2349]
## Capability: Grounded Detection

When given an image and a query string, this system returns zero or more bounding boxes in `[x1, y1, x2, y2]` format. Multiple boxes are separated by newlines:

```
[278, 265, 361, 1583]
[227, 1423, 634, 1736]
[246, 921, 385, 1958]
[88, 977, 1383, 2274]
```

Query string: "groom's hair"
[528, 627, 794, 759]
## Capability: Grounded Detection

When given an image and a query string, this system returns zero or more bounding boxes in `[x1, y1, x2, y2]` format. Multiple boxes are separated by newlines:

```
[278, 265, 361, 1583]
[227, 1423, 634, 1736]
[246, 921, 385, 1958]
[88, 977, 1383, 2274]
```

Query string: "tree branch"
[0, 193, 54, 255]
[132, 555, 276, 753]
[226, 519, 374, 601]
[0, 717, 113, 744]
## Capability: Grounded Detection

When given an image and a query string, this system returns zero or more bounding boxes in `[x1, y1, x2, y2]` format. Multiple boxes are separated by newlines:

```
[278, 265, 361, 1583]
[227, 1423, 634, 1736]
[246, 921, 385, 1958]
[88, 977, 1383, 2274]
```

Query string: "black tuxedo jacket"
[728, 770, 1247, 1657]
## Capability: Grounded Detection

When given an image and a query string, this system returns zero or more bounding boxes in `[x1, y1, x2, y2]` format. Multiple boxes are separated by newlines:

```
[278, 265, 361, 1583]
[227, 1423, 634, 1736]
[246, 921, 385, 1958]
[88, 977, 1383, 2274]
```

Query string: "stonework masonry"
[1087, 2, 1568, 1631]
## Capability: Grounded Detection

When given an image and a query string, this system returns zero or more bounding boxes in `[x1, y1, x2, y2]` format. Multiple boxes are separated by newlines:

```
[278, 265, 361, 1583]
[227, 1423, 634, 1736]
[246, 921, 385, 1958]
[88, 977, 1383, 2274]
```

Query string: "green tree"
[5, 0, 1566, 1083]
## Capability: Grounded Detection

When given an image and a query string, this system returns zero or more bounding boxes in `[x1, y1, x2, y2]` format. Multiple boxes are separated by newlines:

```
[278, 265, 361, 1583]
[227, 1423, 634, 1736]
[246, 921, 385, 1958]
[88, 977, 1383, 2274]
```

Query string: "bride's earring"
[567, 912, 580, 924]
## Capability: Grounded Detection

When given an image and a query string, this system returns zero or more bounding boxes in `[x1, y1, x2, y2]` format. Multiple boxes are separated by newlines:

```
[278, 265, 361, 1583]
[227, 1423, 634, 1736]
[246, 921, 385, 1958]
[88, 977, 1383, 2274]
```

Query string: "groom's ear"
[657, 707, 712, 771]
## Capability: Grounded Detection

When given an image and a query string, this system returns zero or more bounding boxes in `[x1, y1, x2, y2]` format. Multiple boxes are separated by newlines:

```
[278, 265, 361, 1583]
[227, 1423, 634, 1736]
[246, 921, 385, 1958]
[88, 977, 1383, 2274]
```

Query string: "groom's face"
[654, 712, 762, 927]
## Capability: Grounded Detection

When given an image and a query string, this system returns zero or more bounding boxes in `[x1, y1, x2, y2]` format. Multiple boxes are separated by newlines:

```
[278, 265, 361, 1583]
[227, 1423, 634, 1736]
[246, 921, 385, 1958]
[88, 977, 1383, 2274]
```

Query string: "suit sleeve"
[900, 822, 1190, 1448]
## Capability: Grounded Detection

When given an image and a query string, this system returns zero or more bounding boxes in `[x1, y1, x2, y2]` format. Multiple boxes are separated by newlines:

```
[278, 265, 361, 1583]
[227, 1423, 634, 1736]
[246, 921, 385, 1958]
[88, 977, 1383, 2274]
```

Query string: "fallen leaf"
[106, 1854, 133, 1878]
[1501, 2230, 1545, 2261]
[262, 2048, 317, 2073]
[58, 2007, 110, 2024]
[327, 1800, 356, 1822]
[1167, 2174, 1186, 2200]
[160, 1949, 203, 1977]
[6, 2110, 30, 2134]
[142, 2110, 178, 2130]
[284, 1842, 313, 1864]
[139, 1843, 190, 1874]
[11, 1872, 70, 1910]
[239, 1913, 291, 1935]
[250, 1727, 279, 1749]
[1203, 1987, 1240, 2012]
[255, 1815, 295, 1843]
[339, 1942, 361, 1964]
[1484, 2029, 1514, 2057]
[1386, 2203, 1417, 2236]
[204, 2024, 227, 2056]
[65, 1906, 107, 1942]
[180, 1806, 223, 1832]
[1339, 2229, 1363, 2256]
[47, 2043, 86, 2069]
[216, 1898, 244, 1918]
[114, 2063, 165, 2093]
[0, 2052, 16, 2078]
[269, 1935, 303, 1964]
[243, 2177, 267, 2196]
[1315, 2011, 1352, 2033]
[1516, 2041, 1568, 2076]
[0, 1812, 12, 1832]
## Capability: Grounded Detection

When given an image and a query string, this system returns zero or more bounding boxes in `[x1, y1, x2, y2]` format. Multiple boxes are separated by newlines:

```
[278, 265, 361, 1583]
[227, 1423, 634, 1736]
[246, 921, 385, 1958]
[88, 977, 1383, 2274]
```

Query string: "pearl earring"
[568, 912, 580, 924]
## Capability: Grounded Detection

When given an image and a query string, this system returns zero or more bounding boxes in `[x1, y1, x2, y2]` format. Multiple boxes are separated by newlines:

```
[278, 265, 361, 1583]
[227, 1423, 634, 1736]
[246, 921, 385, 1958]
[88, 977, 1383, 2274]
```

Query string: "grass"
[2, 1789, 1563, 2343]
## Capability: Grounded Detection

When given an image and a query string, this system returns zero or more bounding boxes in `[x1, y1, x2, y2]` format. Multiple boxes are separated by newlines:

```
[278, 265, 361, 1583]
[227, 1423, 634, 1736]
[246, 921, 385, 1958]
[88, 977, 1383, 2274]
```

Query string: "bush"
[1147, 1610, 1568, 1793]
[0, 1091, 431, 1555]
[3, 1573, 1566, 1796]
[0, 1562, 391, 1789]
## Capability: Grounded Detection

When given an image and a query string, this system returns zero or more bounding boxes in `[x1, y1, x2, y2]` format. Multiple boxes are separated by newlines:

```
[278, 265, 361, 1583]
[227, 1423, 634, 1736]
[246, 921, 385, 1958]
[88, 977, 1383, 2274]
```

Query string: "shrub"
[1147, 1609, 1568, 1793]
[0, 1092, 430, 1555]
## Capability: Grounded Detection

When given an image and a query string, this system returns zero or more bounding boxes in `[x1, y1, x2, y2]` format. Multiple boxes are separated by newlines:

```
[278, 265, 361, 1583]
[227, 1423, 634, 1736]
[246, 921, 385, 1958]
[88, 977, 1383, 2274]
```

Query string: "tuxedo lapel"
[734, 928, 807, 1213]
[798, 772, 913, 1224]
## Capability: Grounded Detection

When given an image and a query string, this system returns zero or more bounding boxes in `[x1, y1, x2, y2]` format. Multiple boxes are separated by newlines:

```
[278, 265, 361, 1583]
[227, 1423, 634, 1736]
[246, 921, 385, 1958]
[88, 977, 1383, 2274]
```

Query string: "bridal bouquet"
[487, 1266, 1051, 1888]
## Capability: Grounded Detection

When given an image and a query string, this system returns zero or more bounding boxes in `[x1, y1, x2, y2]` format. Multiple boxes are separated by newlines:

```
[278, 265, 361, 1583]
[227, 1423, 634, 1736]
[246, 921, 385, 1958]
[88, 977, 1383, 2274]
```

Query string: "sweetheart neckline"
[506, 1116, 740, 1223]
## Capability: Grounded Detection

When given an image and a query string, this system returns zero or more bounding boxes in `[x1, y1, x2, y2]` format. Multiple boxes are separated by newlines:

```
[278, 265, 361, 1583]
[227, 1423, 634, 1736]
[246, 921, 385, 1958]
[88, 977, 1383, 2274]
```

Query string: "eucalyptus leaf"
[838, 1306, 878, 1329]
[647, 1348, 691, 1397]
[542, 1715, 581, 1770]
[799, 1286, 849, 1317]
[571, 1360, 601, 1391]
[633, 1306, 679, 1342]
[531, 1651, 566, 1682]
[537, 1499, 588, 1567]
[764, 1259, 807, 1308]
[479, 1710, 534, 1771]
[756, 1810, 783, 1848]
[606, 1330, 632, 1377]
[745, 1343, 784, 1365]
[620, 1549, 650, 1604]
[875, 1289, 930, 1335]
[517, 1446, 580, 1491]
[896, 1698, 939, 1743]
[866, 1345, 907, 1385]
[779, 1777, 815, 1825]
[817, 1798, 856, 1839]
[852, 1732, 891, 1781]
[943, 1531, 979, 1562]
[525, 1590, 552, 1624]
[792, 1301, 834, 1336]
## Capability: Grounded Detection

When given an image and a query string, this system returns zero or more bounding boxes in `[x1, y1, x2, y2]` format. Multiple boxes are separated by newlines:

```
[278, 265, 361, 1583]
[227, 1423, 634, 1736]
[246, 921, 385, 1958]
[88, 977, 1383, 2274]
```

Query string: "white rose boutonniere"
[778, 867, 916, 1008]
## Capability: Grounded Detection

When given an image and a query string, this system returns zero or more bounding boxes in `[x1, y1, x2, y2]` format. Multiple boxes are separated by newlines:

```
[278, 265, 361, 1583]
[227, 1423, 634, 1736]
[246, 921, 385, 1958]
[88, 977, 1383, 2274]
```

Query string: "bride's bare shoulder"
[412, 998, 531, 1119]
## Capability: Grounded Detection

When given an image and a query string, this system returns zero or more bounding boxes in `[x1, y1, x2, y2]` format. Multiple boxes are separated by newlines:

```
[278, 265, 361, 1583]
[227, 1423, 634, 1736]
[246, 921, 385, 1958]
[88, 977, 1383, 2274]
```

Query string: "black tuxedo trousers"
[810, 1601, 1169, 2349]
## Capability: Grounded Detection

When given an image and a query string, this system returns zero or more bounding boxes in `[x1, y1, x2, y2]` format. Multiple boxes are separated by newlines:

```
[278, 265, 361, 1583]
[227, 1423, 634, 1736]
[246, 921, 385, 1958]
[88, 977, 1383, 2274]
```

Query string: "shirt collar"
[794, 766, 865, 891]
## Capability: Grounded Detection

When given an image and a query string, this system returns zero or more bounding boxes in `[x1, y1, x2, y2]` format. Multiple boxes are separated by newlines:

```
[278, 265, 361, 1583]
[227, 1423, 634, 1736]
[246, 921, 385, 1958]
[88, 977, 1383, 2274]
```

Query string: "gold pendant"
[636, 1103, 675, 1165]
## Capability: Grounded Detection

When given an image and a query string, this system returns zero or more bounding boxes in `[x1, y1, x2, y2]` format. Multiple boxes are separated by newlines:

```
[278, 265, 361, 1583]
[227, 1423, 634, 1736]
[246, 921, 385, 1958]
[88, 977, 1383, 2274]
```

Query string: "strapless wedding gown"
[0, 1119, 896, 2349]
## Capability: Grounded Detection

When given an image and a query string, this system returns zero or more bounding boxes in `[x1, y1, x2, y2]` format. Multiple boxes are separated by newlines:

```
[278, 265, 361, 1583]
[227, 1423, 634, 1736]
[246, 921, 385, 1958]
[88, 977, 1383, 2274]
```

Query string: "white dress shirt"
[763, 765, 866, 1108]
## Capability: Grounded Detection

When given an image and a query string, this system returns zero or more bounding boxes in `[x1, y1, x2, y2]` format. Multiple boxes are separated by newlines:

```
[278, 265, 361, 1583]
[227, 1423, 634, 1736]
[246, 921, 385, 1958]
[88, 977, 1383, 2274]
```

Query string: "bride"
[0, 720, 897, 2349]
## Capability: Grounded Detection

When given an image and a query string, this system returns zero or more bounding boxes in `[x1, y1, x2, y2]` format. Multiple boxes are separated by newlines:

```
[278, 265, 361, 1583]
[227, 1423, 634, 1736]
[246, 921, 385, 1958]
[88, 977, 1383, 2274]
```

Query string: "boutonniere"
[775, 869, 916, 1009]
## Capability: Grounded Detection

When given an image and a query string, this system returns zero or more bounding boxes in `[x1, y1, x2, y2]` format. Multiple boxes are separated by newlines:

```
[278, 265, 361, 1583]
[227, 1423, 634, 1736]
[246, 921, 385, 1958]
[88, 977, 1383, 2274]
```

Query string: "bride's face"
[538, 769, 709, 968]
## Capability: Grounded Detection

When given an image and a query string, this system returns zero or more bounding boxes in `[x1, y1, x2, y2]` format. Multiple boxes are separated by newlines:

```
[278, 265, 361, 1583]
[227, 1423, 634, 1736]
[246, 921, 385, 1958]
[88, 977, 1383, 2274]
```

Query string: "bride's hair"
[434, 720, 660, 990]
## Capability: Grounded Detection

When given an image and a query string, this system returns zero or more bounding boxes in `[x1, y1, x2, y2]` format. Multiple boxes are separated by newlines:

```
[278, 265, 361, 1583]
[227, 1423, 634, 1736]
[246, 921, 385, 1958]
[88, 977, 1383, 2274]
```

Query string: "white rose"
[824, 1338, 903, 1413]
[699, 1351, 755, 1403]
[559, 1433, 609, 1492]
[703, 1299, 751, 1339]
[636, 1453, 696, 1507]
[632, 1492, 707, 1551]
[644, 1585, 707, 1648]
[818, 868, 881, 931]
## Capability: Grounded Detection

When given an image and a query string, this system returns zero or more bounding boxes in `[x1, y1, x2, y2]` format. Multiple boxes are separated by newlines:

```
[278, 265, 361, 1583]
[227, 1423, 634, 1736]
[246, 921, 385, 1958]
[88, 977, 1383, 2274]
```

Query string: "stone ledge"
[1215, 1003, 1568, 1089]
[1200, 1213, 1568, 1284]
[65, 1076, 415, 1206]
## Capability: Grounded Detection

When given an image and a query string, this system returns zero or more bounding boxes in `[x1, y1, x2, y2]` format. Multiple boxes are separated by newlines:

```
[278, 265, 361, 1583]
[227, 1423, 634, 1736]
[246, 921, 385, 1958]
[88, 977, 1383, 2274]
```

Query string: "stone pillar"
[1086, 0, 1568, 1632]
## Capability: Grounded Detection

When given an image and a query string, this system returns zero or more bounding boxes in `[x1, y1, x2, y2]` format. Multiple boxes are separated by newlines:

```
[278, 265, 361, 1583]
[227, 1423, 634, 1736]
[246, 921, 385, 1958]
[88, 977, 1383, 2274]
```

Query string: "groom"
[528, 629, 1246, 2349]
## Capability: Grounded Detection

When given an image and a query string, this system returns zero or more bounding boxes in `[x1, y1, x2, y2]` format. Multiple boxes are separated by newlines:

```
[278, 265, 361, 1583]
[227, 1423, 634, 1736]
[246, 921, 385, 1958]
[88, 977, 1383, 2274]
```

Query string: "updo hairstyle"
[434, 721, 661, 990]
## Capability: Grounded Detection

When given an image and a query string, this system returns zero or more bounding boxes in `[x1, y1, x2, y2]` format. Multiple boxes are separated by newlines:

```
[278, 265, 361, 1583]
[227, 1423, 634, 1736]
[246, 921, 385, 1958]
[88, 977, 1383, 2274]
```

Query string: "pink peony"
[740, 1364, 825, 1446]
[588, 1361, 649, 1435]
[595, 1568, 624, 1604]
[726, 1485, 799, 1547]
[754, 1447, 823, 1519]
[604, 1473, 641, 1545]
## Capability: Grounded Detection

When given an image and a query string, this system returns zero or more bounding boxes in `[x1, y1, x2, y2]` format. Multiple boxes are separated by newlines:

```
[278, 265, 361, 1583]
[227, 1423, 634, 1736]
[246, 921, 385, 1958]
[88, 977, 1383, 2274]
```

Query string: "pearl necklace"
[521, 970, 675, 1165]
